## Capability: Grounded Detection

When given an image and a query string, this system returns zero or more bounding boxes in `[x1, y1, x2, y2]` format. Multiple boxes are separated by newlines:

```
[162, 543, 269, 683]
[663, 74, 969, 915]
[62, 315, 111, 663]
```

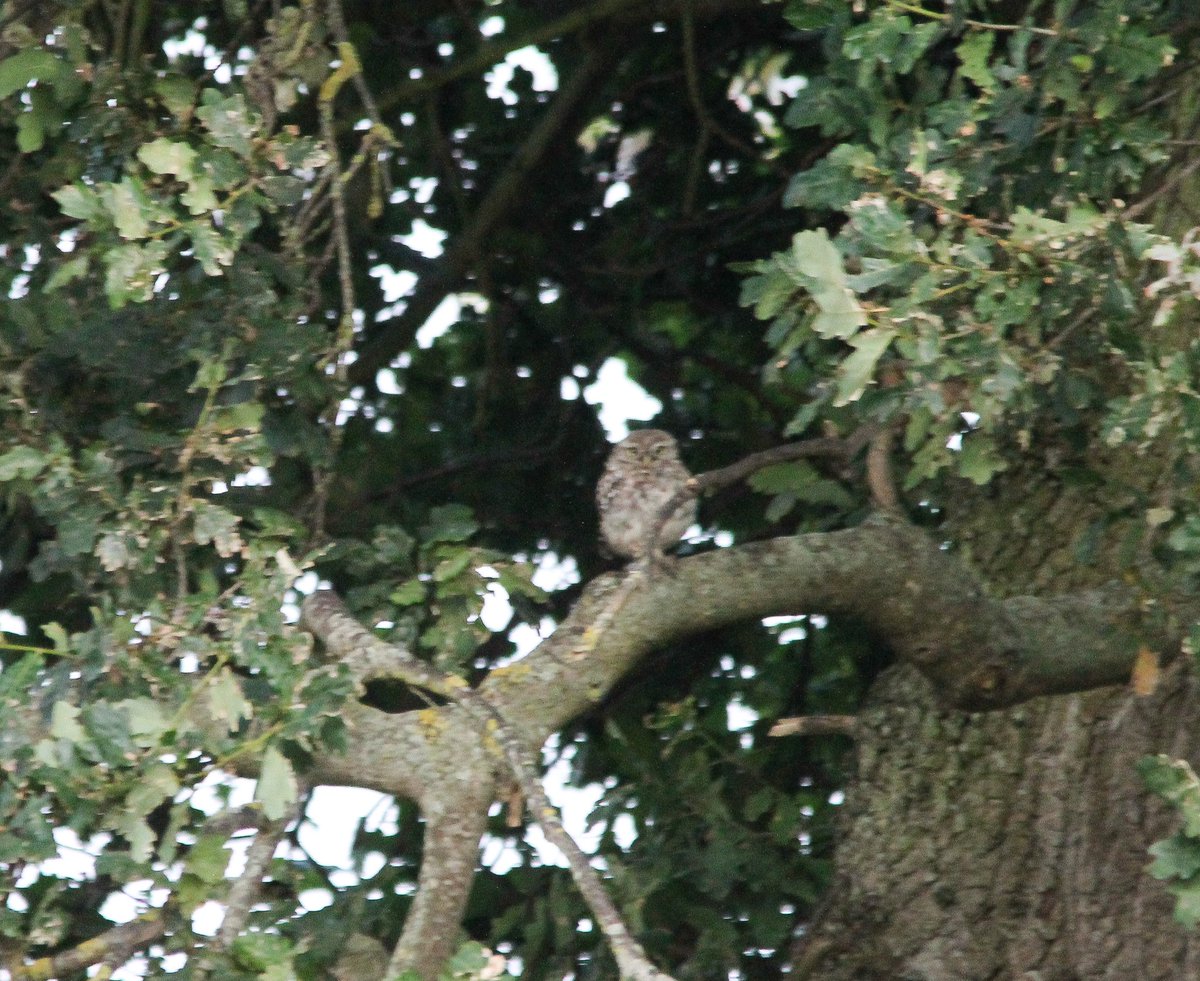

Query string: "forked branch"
[301, 591, 679, 981]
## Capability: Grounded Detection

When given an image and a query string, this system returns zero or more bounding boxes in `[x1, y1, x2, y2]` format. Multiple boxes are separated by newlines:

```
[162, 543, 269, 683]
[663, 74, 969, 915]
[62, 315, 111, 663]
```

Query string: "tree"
[4, 0, 1200, 978]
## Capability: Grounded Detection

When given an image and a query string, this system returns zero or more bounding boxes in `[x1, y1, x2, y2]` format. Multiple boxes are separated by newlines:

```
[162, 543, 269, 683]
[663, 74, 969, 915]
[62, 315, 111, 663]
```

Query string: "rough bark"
[797, 662, 1200, 980]
[792, 461, 1198, 980]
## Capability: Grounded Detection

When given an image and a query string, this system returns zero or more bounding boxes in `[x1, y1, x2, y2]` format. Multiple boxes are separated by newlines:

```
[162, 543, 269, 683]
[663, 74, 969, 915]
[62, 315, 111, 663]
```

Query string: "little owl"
[597, 429, 696, 561]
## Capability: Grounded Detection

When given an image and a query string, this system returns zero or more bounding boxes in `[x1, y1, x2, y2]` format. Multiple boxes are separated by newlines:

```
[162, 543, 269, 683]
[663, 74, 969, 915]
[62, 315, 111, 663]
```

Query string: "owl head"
[610, 428, 681, 464]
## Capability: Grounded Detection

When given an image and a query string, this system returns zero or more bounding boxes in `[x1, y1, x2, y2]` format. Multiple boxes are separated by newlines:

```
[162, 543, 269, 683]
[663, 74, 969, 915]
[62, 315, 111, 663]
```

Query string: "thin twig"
[768, 715, 858, 738]
[1123, 153, 1200, 220]
[326, 0, 385, 124]
[678, 0, 760, 209]
[216, 809, 298, 947]
[884, 0, 1059, 36]
[647, 424, 881, 555]
[308, 19, 365, 542]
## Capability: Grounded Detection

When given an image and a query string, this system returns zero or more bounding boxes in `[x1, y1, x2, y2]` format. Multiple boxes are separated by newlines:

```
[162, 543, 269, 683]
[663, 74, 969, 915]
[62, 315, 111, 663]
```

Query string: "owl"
[597, 429, 697, 561]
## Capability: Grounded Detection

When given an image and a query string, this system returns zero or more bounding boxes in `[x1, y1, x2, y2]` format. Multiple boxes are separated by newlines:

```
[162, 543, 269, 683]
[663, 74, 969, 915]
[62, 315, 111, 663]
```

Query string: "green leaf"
[748, 461, 817, 495]
[196, 90, 256, 157]
[445, 941, 488, 976]
[1140, 755, 1192, 797]
[1170, 877, 1200, 929]
[58, 512, 99, 556]
[783, 76, 855, 136]
[250, 507, 303, 538]
[843, 13, 938, 74]
[783, 230, 866, 340]
[433, 549, 473, 583]
[116, 812, 156, 863]
[123, 698, 169, 746]
[43, 254, 91, 291]
[193, 358, 228, 391]
[16, 110, 46, 153]
[43, 622, 70, 652]
[96, 531, 132, 572]
[422, 504, 478, 543]
[957, 434, 1006, 485]
[187, 834, 232, 885]
[834, 328, 895, 406]
[101, 178, 154, 240]
[125, 764, 180, 817]
[784, 145, 874, 210]
[257, 744, 298, 820]
[783, 0, 838, 30]
[0, 445, 47, 481]
[95, 852, 145, 882]
[52, 183, 104, 222]
[189, 222, 236, 274]
[232, 931, 293, 970]
[261, 174, 305, 205]
[956, 31, 996, 95]
[180, 174, 218, 215]
[0, 654, 42, 702]
[102, 241, 169, 308]
[752, 461, 855, 509]
[495, 565, 546, 602]
[0, 49, 67, 100]
[391, 579, 426, 606]
[212, 402, 264, 433]
[154, 75, 198, 119]
[138, 138, 197, 178]
[1149, 834, 1200, 881]
[846, 258, 905, 293]
[193, 501, 244, 557]
[739, 266, 795, 321]
[208, 667, 253, 733]
[743, 787, 776, 822]
[1140, 755, 1200, 836]
[764, 492, 797, 523]
[50, 701, 85, 743]
[784, 229, 843, 288]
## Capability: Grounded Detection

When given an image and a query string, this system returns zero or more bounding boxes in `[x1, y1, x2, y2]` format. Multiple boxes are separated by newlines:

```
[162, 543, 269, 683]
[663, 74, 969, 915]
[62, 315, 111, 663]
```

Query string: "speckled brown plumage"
[596, 429, 696, 560]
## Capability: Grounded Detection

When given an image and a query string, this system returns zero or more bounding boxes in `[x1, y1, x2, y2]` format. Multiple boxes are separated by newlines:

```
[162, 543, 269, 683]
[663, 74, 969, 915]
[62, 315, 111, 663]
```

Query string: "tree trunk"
[800, 661, 1199, 980]
[794, 454, 1200, 976]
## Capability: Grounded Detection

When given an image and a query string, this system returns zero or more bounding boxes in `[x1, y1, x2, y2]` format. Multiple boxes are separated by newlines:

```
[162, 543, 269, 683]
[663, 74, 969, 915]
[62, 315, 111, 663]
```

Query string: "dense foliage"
[3, 0, 1200, 978]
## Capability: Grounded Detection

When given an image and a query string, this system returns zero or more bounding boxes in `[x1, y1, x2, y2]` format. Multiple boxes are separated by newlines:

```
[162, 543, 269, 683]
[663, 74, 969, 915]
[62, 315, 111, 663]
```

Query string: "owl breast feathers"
[596, 429, 696, 560]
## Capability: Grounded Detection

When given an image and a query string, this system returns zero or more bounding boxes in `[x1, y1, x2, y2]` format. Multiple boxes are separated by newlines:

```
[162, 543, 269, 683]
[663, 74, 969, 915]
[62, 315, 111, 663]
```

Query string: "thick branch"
[305, 519, 1157, 814]
[301, 589, 461, 694]
[12, 519, 1154, 979]
[770, 715, 859, 738]
[387, 787, 493, 981]
[9, 914, 166, 981]
[486, 517, 1153, 723]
